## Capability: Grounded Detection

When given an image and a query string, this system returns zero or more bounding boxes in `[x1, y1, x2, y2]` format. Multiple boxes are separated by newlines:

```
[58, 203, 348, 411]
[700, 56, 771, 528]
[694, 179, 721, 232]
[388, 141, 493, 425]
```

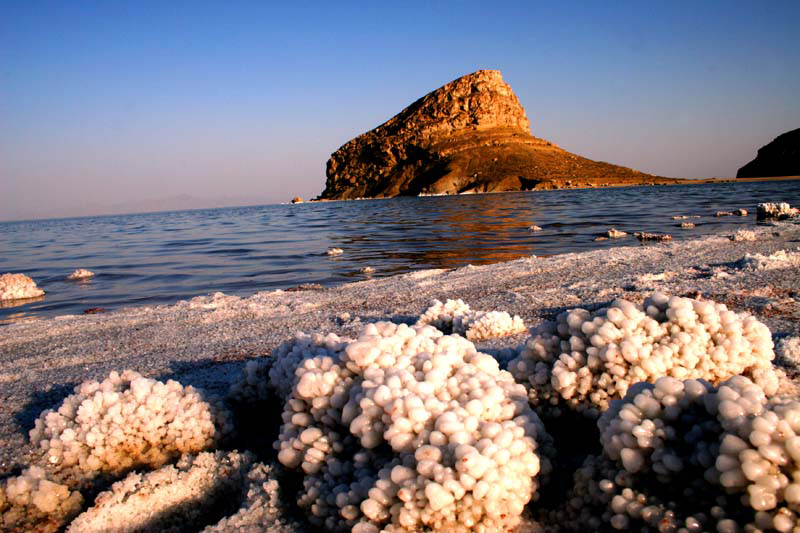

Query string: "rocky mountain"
[319, 70, 675, 200]
[737, 128, 800, 178]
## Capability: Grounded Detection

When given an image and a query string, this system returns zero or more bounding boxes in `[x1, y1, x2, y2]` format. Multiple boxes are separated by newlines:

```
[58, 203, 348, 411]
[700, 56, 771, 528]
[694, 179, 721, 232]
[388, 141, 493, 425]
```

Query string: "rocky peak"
[319, 70, 661, 200]
[737, 128, 800, 178]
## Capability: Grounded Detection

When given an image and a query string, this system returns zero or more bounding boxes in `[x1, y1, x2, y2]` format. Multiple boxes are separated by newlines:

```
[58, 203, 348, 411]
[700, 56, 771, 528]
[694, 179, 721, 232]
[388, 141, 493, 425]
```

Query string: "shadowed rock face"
[737, 128, 800, 179]
[319, 70, 663, 200]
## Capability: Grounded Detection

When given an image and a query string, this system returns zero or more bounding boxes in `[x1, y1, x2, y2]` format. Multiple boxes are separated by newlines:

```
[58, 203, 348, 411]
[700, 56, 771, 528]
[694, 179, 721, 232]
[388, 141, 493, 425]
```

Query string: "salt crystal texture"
[508, 292, 778, 418]
[416, 298, 526, 341]
[66, 269, 94, 280]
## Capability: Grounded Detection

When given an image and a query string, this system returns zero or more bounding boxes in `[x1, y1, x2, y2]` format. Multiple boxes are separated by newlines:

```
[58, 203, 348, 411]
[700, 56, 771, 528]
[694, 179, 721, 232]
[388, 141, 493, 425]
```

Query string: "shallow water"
[1, 180, 798, 321]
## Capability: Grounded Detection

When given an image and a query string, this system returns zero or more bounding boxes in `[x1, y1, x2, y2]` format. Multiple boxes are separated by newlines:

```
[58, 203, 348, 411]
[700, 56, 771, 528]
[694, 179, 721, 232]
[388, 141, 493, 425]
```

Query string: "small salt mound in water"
[326, 247, 343, 255]
[508, 292, 778, 418]
[0, 272, 45, 300]
[66, 269, 94, 280]
[416, 298, 526, 341]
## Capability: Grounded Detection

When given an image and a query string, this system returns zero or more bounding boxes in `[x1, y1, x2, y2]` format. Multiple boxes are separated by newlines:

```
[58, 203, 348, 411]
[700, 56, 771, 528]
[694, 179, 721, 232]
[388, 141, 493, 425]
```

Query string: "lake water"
[1, 181, 798, 322]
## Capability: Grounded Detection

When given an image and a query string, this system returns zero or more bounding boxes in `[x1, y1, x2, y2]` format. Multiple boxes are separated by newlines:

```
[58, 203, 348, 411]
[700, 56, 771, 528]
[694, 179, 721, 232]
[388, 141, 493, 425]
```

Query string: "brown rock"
[291, 197, 304, 204]
[319, 70, 673, 200]
[634, 232, 672, 242]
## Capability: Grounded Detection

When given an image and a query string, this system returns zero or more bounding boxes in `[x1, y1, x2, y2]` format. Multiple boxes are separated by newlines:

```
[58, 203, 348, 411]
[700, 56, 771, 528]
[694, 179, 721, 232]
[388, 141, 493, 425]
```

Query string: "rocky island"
[319, 70, 683, 200]
[737, 127, 800, 179]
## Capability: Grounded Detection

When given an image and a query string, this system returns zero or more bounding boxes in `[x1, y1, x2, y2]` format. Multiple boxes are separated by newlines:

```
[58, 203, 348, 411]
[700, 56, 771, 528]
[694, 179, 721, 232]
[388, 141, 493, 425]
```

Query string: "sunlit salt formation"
[508, 293, 778, 418]
[66, 269, 94, 280]
[0, 466, 83, 533]
[416, 298, 526, 341]
[270, 321, 551, 532]
[229, 331, 352, 404]
[735, 249, 800, 271]
[776, 337, 800, 368]
[731, 229, 757, 242]
[29, 370, 232, 488]
[549, 376, 800, 532]
[327, 247, 344, 255]
[0, 272, 45, 300]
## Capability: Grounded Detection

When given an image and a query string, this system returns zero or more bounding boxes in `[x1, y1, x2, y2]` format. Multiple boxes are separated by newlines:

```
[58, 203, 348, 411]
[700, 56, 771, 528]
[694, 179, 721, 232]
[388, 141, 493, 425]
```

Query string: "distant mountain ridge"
[737, 128, 800, 179]
[319, 70, 677, 200]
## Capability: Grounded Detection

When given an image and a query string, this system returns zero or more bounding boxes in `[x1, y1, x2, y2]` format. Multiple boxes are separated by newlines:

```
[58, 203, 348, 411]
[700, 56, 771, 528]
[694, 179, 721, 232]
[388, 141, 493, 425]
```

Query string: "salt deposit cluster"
[4, 287, 799, 531]
[758, 202, 799, 220]
[548, 375, 800, 532]
[416, 298, 526, 341]
[508, 293, 778, 418]
[66, 269, 94, 280]
[0, 272, 45, 301]
[270, 321, 551, 532]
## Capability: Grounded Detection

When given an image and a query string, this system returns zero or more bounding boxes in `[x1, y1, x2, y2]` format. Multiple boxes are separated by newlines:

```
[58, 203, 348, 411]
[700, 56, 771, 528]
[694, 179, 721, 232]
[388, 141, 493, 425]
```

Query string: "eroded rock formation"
[737, 128, 800, 178]
[320, 70, 670, 200]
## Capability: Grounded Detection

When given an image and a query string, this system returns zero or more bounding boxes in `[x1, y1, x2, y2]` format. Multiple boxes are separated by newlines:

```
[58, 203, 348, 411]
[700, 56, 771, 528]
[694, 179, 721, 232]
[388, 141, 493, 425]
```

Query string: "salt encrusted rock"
[634, 232, 672, 242]
[731, 229, 757, 242]
[507, 293, 778, 418]
[416, 298, 526, 341]
[66, 451, 253, 533]
[735, 208, 748, 216]
[270, 321, 551, 532]
[734, 249, 800, 271]
[327, 247, 344, 256]
[606, 228, 627, 238]
[529, 225, 543, 231]
[29, 370, 232, 488]
[0, 272, 45, 301]
[549, 376, 800, 532]
[716, 211, 735, 217]
[0, 466, 83, 533]
[671, 215, 699, 220]
[679, 222, 695, 228]
[66, 269, 94, 280]
[757, 202, 799, 220]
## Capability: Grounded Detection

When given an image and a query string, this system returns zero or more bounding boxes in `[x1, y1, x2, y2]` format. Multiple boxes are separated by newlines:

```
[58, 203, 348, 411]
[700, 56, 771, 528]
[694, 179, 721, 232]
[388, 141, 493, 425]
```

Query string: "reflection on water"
[0, 180, 798, 321]
[0, 295, 45, 309]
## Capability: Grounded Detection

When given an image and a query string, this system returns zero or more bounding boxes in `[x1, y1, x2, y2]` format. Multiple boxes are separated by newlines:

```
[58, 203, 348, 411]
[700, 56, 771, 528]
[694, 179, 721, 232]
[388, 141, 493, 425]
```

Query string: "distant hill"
[319, 70, 680, 200]
[737, 128, 800, 178]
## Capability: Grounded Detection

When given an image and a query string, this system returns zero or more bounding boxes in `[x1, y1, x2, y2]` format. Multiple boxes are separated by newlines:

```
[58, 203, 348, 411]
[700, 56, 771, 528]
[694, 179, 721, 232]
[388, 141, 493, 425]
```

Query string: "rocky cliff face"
[737, 128, 800, 178]
[319, 70, 664, 200]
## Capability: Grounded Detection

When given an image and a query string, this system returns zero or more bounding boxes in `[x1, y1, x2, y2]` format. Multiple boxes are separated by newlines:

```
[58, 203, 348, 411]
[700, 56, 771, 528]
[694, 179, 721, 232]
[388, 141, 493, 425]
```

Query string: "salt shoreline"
[1, 221, 799, 529]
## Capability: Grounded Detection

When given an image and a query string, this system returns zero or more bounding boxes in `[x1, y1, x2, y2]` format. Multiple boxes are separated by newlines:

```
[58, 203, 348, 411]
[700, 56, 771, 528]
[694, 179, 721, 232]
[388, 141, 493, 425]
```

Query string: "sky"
[1, 1, 799, 220]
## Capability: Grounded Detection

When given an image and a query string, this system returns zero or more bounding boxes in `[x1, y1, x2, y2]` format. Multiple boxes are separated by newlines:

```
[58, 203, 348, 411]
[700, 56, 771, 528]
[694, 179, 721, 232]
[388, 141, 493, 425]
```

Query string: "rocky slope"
[737, 128, 800, 178]
[319, 70, 677, 200]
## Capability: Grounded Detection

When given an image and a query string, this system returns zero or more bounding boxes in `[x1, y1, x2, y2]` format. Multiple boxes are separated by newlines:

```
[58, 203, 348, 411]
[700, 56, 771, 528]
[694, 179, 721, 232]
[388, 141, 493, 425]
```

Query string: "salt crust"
[549, 376, 800, 532]
[0, 272, 45, 301]
[416, 298, 526, 341]
[66, 451, 253, 532]
[731, 229, 757, 242]
[508, 293, 778, 418]
[758, 202, 799, 220]
[271, 321, 551, 532]
[0, 466, 83, 532]
[735, 249, 800, 271]
[29, 370, 232, 487]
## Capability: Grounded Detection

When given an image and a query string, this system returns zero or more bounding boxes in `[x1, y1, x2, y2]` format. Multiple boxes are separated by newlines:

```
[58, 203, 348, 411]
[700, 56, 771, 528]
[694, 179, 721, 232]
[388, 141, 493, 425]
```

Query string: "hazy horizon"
[2, 1, 799, 221]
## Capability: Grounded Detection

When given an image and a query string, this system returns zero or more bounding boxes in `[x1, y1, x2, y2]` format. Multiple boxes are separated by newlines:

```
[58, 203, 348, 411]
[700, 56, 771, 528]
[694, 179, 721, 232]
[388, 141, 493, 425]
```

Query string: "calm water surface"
[1, 181, 798, 322]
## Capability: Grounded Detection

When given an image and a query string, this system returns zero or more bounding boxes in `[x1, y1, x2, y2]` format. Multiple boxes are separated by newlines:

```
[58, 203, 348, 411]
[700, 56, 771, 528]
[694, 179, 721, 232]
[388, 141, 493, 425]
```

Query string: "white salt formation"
[776, 337, 800, 367]
[508, 293, 778, 418]
[66, 451, 253, 532]
[550, 376, 800, 532]
[0, 272, 45, 300]
[327, 247, 344, 255]
[66, 269, 94, 280]
[29, 370, 232, 487]
[529, 225, 543, 231]
[0, 466, 83, 533]
[758, 202, 799, 220]
[606, 228, 627, 238]
[679, 222, 695, 228]
[416, 298, 526, 341]
[735, 249, 800, 271]
[270, 321, 551, 532]
[731, 229, 757, 242]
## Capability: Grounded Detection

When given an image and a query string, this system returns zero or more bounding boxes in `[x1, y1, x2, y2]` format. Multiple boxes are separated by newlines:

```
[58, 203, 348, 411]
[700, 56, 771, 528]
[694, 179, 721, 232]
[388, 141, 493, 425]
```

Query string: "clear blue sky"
[2, 1, 799, 220]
